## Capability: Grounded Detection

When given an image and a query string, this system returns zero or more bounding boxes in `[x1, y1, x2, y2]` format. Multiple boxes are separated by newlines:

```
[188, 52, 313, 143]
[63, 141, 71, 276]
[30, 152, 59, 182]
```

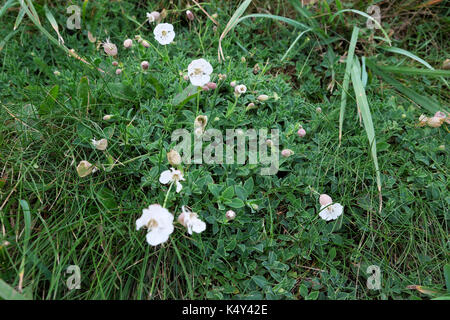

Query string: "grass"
[0, 0, 449, 300]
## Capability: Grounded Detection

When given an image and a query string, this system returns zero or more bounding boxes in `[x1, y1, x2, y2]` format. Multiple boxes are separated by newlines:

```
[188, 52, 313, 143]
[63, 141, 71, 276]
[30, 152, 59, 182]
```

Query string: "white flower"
[102, 38, 117, 56]
[319, 203, 343, 221]
[91, 138, 108, 151]
[146, 12, 156, 23]
[187, 58, 213, 87]
[159, 167, 185, 193]
[136, 204, 174, 246]
[153, 23, 175, 45]
[234, 84, 247, 95]
[178, 206, 206, 235]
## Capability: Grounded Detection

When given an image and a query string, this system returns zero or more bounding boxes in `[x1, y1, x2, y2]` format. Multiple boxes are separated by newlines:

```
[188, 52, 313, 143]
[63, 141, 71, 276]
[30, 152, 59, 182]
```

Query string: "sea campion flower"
[154, 23, 175, 45]
[177, 206, 206, 235]
[123, 39, 133, 48]
[234, 84, 247, 95]
[418, 114, 428, 127]
[102, 38, 117, 56]
[427, 116, 443, 128]
[187, 58, 213, 87]
[146, 11, 160, 24]
[136, 204, 174, 246]
[91, 138, 108, 151]
[318, 194, 343, 221]
[159, 168, 185, 193]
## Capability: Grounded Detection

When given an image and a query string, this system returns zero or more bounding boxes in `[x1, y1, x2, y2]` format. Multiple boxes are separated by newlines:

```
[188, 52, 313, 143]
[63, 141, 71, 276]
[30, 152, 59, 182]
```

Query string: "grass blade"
[373, 65, 450, 78]
[365, 59, 443, 113]
[44, 5, 64, 44]
[218, 0, 252, 62]
[281, 28, 312, 61]
[339, 26, 359, 144]
[350, 58, 382, 212]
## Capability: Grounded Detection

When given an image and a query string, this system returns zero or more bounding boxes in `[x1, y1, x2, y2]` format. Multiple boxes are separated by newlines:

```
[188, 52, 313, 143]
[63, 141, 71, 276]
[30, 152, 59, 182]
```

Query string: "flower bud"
[53, 70, 61, 76]
[246, 102, 256, 111]
[167, 149, 182, 166]
[427, 116, 443, 128]
[297, 128, 306, 137]
[281, 149, 294, 157]
[226, 210, 236, 221]
[438, 144, 445, 151]
[241, 56, 246, 63]
[319, 194, 333, 206]
[183, 75, 189, 81]
[230, 80, 237, 87]
[202, 85, 210, 91]
[443, 58, 450, 70]
[115, 69, 122, 75]
[102, 40, 117, 56]
[212, 13, 218, 19]
[112, 61, 118, 66]
[218, 73, 227, 81]
[141, 61, 149, 70]
[257, 94, 269, 102]
[186, 10, 194, 21]
[206, 82, 217, 90]
[316, 107, 322, 113]
[123, 38, 133, 48]
[103, 114, 113, 121]
[141, 40, 150, 48]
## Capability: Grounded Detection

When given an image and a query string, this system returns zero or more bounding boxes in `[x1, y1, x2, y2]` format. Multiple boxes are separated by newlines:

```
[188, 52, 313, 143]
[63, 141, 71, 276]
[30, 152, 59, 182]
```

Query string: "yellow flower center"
[146, 218, 158, 229]
[162, 30, 168, 36]
[194, 68, 203, 75]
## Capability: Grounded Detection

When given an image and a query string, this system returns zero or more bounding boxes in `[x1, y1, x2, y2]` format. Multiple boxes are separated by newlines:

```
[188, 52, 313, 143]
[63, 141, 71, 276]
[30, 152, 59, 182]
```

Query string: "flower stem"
[163, 181, 174, 208]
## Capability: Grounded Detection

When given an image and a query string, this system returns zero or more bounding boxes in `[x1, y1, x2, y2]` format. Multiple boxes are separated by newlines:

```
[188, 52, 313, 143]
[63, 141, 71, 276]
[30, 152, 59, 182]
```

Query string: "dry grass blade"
[192, 0, 218, 26]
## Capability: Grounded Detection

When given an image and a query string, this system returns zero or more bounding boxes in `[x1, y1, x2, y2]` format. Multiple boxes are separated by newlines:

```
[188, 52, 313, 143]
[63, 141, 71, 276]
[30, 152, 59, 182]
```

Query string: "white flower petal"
[136, 209, 151, 230]
[159, 170, 173, 184]
[146, 229, 170, 246]
[176, 181, 183, 193]
[192, 219, 206, 234]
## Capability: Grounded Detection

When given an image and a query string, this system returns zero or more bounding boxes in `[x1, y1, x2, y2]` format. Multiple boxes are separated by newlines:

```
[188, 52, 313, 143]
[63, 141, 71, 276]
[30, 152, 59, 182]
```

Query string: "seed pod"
[167, 149, 182, 166]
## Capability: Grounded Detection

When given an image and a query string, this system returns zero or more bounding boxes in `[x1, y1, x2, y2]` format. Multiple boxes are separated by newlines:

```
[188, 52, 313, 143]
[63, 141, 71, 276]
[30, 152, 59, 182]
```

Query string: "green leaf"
[444, 264, 450, 293]
[0, 279, 29, 300]
[172, 84, 199, 108]
[244, 177, 254, 195]
[208, 184, 223, 198]
[38, 85, 59, 116]
[221, 186, 235, 200]
[252, 275, 269, 289]
[224, 198, 245, 209]
[96, 187, 117, 211]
